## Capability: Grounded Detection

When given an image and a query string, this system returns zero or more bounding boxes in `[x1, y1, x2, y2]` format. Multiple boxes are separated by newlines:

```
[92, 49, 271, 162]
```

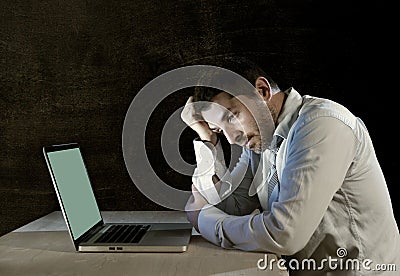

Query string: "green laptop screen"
[47, 148, 102, 239]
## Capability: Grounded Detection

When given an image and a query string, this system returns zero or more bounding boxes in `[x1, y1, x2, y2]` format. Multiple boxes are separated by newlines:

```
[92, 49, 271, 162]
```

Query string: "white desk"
[0, 211, 289, 276]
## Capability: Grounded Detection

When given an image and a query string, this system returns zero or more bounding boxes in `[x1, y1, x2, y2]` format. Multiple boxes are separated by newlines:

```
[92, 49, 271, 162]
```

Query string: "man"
[181, 57, 400, 275]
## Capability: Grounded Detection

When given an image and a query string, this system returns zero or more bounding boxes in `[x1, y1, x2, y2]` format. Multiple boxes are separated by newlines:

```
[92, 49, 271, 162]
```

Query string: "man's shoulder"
[298, 95, 357, 129]
[300, 95, 346, 113]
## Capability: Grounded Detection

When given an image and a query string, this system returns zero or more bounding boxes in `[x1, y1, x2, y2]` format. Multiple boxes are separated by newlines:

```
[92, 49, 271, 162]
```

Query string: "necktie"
[267, 136, 284, 201]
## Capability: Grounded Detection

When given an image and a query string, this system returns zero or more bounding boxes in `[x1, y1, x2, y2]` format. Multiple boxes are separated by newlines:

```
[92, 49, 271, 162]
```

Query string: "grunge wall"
[1, 0, 397, 236]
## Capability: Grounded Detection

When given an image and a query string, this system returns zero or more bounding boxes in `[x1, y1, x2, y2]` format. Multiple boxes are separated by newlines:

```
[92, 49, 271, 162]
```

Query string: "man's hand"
[185, 184, 208, 232]
[181, 96, 218, 145]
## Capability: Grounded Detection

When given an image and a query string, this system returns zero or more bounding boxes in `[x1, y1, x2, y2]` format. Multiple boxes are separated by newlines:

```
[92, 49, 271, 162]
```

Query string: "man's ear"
[255, 77, 272, 100]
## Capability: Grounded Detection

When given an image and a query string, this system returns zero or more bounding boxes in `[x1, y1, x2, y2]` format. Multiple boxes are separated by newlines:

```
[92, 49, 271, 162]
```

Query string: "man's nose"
[224, 129, 244, 145]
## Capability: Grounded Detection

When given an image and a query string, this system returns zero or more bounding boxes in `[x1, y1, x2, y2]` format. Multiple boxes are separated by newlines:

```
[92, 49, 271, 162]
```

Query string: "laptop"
[43, 142, 192, 253]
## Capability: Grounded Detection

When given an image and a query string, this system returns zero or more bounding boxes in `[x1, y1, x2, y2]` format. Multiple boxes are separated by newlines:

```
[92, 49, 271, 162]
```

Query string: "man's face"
[201, 91, 275, 154]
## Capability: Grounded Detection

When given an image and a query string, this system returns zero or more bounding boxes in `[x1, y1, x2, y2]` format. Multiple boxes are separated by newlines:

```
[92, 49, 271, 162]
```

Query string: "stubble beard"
[244, 99, 277, 154]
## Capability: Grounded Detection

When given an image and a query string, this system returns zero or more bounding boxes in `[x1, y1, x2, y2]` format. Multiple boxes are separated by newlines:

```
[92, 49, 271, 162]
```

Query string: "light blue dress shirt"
[192, 88, 400, 275]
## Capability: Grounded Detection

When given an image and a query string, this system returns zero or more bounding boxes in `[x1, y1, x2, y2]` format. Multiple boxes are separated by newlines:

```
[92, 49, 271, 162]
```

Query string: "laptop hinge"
[79, 223, 103, 243]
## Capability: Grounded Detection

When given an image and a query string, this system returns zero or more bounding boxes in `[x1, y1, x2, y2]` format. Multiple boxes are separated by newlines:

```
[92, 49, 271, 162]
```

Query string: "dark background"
[1, 0, 398, 236]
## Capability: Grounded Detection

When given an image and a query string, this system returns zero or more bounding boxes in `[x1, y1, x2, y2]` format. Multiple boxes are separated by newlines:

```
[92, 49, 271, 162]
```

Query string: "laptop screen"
[45, 146, 102, 240]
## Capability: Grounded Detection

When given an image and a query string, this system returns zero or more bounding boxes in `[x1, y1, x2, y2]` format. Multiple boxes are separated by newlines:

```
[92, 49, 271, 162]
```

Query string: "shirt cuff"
[192, 138, 232, 204]
[198, 204, 229, 246]
[193, 138, 225, 173]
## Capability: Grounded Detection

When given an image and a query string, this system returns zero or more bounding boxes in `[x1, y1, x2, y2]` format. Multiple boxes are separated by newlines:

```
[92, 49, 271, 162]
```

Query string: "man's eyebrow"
[219, 107, 231, 123]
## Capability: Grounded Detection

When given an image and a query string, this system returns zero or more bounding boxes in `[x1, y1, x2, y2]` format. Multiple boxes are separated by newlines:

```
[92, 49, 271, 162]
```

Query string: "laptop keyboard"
[94, 224, 151, 244]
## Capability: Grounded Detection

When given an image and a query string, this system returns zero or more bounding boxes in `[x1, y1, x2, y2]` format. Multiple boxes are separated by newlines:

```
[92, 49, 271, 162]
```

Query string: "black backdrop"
[1, 0, 398, 236]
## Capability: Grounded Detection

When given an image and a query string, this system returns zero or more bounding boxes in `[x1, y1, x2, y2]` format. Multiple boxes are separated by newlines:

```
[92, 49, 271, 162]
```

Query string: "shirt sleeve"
[192, 138, 260, 215]
[198, 117, 357, 255]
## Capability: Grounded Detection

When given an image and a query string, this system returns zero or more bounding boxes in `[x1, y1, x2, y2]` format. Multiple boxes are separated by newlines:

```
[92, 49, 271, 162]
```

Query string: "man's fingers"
[181, 96, 198, 124]
[185, 96, 193, 105]
[183, 96, 203, 121]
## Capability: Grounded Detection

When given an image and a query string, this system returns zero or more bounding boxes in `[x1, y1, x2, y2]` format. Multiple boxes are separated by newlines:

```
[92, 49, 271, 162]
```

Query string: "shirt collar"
[274, 87, 303, 141]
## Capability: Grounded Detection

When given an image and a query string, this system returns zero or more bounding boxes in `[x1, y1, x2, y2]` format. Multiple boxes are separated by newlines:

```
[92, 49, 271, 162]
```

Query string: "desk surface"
[0, 211, 288, 276]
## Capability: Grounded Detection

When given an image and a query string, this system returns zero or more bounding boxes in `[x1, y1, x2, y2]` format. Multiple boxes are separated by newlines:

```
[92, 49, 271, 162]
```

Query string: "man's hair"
[192, 56, 279, 112]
